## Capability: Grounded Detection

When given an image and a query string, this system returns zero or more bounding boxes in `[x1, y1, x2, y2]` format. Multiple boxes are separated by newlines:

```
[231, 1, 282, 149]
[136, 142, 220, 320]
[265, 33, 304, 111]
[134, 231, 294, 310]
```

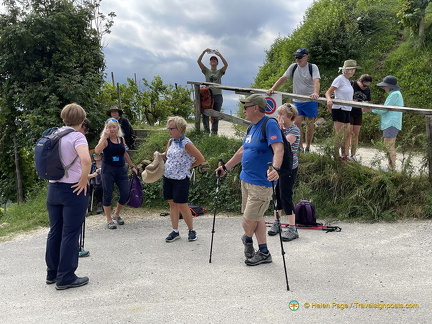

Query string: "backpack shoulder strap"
[291, 64, 298, 78]
[57, 128, 78, 177]
[308, 63, 313, 77]
[56, 128, 75, 138]
[247, 117, 270, 142]
[304, 203, 312, 218]
[292, 63, 313, 78]
[260, 117, 271, 142]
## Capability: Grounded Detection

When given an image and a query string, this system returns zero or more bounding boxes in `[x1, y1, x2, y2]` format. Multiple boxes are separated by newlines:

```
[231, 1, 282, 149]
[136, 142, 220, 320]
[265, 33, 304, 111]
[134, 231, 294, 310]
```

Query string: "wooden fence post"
[194, 84, 201, 131]
[425, 115, 432, 181]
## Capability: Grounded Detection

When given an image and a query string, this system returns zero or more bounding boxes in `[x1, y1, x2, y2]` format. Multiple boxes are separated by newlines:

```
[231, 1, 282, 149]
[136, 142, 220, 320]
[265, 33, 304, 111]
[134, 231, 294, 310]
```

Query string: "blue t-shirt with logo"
[240, 117, 283, 187]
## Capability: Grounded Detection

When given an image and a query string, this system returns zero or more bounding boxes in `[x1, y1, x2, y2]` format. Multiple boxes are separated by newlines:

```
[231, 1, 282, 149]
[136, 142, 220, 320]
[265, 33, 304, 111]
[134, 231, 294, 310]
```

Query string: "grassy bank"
[2, 129, 431, 240]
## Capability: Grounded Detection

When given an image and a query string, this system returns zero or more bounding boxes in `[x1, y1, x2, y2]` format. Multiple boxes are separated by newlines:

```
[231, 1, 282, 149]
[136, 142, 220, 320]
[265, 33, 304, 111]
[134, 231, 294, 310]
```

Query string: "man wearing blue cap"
[267, 48, 321, 153]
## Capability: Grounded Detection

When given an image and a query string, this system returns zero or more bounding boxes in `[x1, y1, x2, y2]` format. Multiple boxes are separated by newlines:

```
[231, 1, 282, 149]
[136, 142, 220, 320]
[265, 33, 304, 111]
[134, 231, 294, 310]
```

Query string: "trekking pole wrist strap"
[222, 164, 228, 172]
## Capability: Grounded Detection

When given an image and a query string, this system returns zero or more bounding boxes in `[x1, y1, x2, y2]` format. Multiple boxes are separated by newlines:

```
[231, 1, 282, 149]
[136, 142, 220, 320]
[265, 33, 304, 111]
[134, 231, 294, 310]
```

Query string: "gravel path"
[1, 212, 431, 323]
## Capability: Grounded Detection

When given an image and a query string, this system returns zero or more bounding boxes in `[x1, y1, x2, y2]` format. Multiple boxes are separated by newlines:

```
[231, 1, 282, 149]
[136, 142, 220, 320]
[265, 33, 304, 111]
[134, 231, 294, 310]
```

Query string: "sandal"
[107, 221, 117, 229]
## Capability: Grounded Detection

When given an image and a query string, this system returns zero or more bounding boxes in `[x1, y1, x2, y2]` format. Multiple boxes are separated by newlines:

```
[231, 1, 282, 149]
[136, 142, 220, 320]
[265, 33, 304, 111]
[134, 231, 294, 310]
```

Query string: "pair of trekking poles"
[209, 160, 290, 291]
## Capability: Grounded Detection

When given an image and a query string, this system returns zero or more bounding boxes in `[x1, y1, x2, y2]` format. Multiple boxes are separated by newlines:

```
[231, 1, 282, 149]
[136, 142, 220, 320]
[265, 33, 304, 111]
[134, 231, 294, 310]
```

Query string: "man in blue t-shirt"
[216, 94, 283, 266]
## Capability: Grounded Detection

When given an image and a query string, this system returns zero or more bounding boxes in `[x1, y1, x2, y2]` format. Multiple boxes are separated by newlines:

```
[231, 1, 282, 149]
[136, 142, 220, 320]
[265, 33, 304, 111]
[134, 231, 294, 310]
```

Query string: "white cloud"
[106, 0, 316, 111]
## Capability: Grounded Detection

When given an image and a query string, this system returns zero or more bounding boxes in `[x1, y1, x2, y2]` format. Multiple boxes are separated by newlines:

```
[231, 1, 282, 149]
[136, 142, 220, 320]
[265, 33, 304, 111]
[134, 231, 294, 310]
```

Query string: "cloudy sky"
[99, 0, 315, 112]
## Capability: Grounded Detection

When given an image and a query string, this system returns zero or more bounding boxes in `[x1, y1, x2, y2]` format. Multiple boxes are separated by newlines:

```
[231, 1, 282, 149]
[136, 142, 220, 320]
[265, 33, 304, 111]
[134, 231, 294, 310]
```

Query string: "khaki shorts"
[241, 181, 272, 221]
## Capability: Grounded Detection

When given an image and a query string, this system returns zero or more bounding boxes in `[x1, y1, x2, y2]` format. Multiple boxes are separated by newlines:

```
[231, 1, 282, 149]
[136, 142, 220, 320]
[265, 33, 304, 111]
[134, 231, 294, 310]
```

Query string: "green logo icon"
[289, 300, 300, 311]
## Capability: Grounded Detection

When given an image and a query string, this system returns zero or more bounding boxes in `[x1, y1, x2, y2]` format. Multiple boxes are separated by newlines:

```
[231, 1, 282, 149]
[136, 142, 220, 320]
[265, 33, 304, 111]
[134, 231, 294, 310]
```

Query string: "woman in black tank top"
[94, 118, 137, 229]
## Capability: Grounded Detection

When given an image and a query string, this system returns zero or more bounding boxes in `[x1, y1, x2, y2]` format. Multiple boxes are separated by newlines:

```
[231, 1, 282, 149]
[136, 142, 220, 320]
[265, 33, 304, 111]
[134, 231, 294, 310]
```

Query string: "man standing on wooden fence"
[197, 48, 228, 135]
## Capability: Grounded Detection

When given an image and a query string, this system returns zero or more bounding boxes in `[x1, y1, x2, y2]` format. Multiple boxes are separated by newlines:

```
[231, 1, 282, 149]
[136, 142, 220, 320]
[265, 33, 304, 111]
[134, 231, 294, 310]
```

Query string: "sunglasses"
[167, 127, 177, 131]
[243, 104, 256, 109]
[295, 56, 304, 60]
[106, 118, 118, 123]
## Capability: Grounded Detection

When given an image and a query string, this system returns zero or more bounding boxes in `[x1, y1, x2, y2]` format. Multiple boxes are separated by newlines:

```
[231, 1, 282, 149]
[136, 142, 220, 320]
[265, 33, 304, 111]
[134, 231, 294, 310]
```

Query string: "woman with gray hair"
[159, 116, 205, 242]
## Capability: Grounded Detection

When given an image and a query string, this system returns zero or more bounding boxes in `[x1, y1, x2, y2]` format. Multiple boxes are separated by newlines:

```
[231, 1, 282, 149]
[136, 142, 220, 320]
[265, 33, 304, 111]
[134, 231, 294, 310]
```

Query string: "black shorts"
[332, 109, 351, 124]
[350, 108, 362, 126]
[163, 176, 190, 204]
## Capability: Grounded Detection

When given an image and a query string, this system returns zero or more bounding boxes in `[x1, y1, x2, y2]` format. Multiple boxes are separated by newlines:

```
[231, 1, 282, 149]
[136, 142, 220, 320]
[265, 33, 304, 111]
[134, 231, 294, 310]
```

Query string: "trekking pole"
[80, 217, 86, 251]
[268, 162, 290, 291]
[209, 159, 223, 263]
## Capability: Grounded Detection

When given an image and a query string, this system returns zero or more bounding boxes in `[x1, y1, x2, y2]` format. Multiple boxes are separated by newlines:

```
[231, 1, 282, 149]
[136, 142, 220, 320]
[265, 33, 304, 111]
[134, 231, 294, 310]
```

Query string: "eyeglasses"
[167, 127, 177, 131]
[243, 104, 256, 109]
[295, 56, 304, 60]
[92, 153, 102, 156]
[106, 118, 118, 123]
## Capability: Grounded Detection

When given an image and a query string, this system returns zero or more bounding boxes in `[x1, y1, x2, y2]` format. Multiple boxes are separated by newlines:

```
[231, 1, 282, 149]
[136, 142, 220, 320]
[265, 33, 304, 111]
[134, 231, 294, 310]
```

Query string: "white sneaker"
[350, 155, 358, 162]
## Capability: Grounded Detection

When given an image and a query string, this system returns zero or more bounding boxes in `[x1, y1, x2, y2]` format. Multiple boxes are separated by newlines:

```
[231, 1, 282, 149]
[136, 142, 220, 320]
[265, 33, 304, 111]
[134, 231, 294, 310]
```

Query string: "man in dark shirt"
[106, 107, 135, 149]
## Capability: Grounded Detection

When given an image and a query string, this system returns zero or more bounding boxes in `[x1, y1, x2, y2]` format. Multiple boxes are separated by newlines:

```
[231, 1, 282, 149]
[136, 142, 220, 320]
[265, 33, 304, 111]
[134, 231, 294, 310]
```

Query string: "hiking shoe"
[78, 250, 90, 257]
[282, 228, 299, 242]
[245, 251, 272, 266]
[165, 231, 180, 242]
[96, 203, 103, 214]
[241, 234, 255, 259]
[267, 220, 281, 236]
[114, 216, 124, 225]
[350, 155, 358, 162]
[305, 147, 310, 153]
[107, 221, 117, 229]
[56, 276, 89, 290]
[188, 229, 197, 242]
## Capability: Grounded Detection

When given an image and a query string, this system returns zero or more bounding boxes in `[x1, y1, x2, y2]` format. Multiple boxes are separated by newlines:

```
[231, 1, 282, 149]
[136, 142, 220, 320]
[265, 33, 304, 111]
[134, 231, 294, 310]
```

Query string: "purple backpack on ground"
[126, 173, 143, 208]
[295, 200, 318, 226]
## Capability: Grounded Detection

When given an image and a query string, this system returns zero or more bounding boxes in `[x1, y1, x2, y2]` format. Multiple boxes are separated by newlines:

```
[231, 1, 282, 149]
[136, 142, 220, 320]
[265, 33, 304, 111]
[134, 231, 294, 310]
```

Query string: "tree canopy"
[0, 0, 112, 203]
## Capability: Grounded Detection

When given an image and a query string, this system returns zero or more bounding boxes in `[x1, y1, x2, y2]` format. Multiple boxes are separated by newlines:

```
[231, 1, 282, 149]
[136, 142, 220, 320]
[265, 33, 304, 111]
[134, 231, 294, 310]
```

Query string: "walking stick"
[268, 162, 290, 291]
[80, 217, 86, 251]
[209, 159, 223, 263]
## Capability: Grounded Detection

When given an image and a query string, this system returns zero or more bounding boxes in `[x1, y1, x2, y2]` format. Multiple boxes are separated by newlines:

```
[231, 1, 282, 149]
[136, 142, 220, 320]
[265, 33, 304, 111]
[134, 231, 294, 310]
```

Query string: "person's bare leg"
[113, 203, 123, 218]
[168, 200, 179, 230]
[305, 117, 316, 150]
[384, 137, 396, 169]
[351, 125, 361, 156]
[178, 203, 194, 230]
[242, 218, 258, 238]
[103, 206, 112, 223]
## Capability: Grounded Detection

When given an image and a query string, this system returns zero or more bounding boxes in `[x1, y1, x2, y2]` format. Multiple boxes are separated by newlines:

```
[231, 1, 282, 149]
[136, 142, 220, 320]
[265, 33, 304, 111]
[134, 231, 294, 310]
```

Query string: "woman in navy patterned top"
[268, 103, 301, 241]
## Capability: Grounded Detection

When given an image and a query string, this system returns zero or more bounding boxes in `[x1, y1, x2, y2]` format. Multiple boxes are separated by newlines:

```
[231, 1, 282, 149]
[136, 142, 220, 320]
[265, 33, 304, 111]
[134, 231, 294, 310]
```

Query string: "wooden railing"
[188, 81, 432, 179]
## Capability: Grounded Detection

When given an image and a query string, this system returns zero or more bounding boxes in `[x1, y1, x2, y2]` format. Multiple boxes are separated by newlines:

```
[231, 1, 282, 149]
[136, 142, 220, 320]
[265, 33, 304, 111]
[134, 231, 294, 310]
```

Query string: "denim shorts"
[383, 126, 399, 138]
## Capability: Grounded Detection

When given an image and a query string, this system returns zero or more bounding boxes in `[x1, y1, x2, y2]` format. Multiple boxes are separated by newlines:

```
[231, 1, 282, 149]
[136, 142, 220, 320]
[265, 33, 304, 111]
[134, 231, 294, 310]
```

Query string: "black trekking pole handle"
[268, 162, 290, 291]
[209, 159, 223, 263]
